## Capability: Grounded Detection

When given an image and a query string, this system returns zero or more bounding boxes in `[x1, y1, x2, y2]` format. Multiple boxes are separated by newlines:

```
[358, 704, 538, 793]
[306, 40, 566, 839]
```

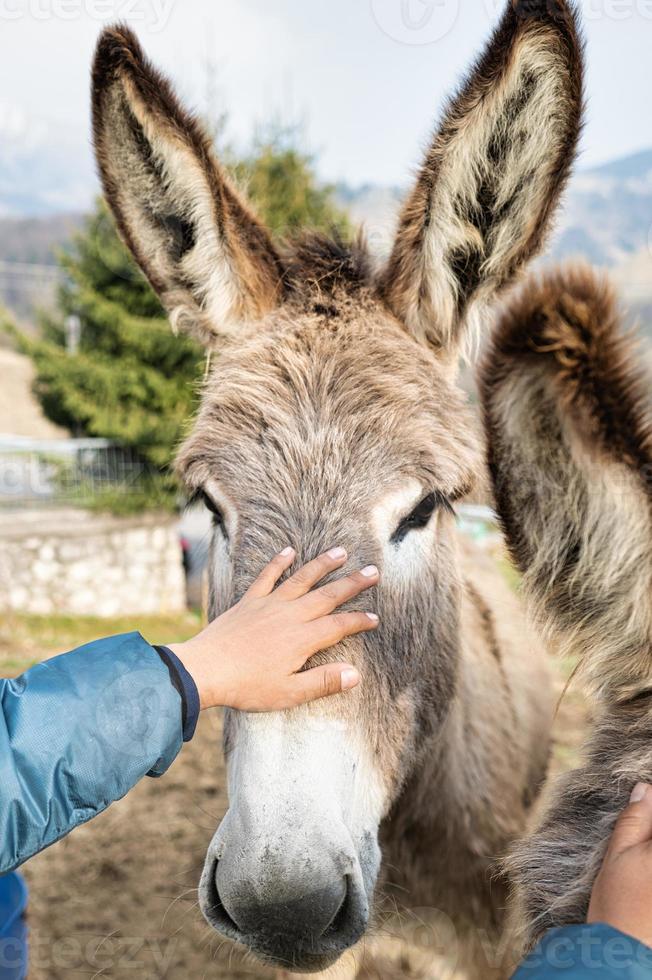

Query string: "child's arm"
[0, 547, 378, 873]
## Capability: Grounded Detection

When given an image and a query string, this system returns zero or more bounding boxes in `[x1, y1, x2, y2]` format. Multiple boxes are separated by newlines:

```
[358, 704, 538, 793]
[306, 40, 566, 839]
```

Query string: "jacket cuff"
[154, 645, 200, 742]
[513, 923, 652, 976]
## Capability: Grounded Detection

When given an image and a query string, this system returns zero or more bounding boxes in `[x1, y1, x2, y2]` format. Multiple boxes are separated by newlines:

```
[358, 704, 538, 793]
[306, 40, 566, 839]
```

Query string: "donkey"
[480, 263, 652, 953]
[90, 1, 583, 975]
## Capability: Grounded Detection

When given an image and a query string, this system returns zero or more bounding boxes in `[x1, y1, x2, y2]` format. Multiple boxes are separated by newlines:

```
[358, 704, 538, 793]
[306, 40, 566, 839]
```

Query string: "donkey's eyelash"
[440, 495, 458, 518]
[188, 488, 226, 531]
[390, 491, 455, 545]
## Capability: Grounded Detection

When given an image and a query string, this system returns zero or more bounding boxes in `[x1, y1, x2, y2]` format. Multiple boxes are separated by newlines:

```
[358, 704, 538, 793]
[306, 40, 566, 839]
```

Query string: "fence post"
[64, 315, 81, 356]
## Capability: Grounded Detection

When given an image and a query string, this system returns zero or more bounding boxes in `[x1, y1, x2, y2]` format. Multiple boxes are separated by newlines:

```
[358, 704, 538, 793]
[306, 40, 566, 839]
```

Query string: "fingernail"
[630, 783, 649, 803]
[328, 547, 347, 560]
[366, 612, 379, 623]
[341, 668, 359, 691]
[280, 546, 294, 557]
[360, 565, 378, 578]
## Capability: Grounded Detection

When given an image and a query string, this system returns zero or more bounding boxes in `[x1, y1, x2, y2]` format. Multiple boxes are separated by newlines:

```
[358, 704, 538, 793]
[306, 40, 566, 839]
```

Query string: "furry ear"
[506, 698, 652, 952]
[379, 0, 583, 362]
[91, 25, 285, 344]
[482, 264, 652, 958]
[479, 264, 652, 702]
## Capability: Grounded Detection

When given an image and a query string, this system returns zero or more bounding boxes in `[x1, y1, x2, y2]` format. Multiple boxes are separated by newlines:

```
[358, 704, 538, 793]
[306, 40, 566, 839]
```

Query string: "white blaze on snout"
[211, 708, 387, 905]
[227, 708, 386, 838]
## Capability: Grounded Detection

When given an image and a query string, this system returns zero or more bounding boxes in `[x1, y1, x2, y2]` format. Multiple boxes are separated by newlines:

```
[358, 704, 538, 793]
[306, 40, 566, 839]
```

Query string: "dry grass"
[0, 609, 201, 675]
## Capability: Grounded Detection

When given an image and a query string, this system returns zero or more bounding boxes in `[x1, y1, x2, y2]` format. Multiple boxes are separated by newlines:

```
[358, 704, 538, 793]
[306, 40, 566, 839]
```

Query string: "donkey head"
[92, 2, 582, 971]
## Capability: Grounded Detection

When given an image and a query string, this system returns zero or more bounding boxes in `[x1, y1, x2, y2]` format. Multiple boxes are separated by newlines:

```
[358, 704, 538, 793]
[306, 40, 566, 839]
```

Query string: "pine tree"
[236, 123, 350, 239]
[19, 133, 350, 511]
[17, 202, 201, 510]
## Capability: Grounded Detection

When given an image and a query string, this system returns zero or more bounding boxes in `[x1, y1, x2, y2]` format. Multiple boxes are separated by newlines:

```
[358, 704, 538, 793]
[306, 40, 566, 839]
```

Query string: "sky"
[1, 0, 652, 193]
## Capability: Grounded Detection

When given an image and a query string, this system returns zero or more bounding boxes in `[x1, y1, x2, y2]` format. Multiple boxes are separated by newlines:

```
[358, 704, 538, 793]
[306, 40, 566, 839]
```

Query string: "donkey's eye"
[194, 490, 226, 532]
[390, 492, 454, 545]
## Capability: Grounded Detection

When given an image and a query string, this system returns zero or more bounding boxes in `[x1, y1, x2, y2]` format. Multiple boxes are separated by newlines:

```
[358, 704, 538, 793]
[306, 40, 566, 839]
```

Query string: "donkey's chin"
[198, 832, 381, 972]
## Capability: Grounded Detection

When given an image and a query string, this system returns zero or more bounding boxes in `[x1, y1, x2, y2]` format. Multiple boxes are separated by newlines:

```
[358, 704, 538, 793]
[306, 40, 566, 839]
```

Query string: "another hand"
[587, 782, 652, 947]
[167, 547, 379, 712]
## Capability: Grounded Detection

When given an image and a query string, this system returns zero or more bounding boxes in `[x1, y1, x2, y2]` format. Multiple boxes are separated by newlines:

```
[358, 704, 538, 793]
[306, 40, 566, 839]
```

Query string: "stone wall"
[0, 508, 186, 617]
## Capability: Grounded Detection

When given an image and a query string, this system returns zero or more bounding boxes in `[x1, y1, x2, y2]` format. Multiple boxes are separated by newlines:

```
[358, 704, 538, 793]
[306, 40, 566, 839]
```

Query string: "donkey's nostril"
[322, 874, 351, 937]
[315, 875, 349, 938]
[207, 864, 241, 934]
[209, 859, 354, 951]
[200, 844, 371, 973]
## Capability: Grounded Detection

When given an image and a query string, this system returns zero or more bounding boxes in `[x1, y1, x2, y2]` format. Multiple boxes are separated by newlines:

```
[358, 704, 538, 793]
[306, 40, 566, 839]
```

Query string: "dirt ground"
[0, 349, 66, 440]
[0, 611, 589, 980]
[21, 709, 252, 980]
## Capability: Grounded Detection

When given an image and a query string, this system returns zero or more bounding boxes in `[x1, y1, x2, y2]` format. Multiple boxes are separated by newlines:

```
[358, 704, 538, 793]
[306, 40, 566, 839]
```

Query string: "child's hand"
[167, 547, 379, 712]
[588, 783, 652, 946]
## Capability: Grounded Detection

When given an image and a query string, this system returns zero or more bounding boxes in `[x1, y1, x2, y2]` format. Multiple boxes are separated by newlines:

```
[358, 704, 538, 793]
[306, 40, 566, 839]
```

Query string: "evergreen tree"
[19, 131, 350, 511]
[236, 124, 350, 238]
[16, 202, 201, 510]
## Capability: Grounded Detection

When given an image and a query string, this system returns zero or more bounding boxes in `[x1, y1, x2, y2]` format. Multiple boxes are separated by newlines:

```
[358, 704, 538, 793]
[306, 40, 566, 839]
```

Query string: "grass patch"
[495, 554, 522, 592]
[0, 609, 202, 676]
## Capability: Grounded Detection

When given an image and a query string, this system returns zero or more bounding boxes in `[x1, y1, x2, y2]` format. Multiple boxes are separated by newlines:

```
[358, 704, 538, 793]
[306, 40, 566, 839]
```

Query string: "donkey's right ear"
[379, 0, 583, 365]
[480, 264, 652, 702]
[91, 25, 285, 344]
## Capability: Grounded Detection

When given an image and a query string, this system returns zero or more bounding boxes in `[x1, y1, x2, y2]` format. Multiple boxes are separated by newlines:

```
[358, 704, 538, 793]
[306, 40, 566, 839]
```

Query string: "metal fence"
[0, 259, 64, 321]
[0, 436, 155, 508]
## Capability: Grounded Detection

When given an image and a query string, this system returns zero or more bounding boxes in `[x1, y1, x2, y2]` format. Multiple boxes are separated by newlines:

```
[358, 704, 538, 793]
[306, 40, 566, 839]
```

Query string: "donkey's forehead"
[177, 315, 480, 499]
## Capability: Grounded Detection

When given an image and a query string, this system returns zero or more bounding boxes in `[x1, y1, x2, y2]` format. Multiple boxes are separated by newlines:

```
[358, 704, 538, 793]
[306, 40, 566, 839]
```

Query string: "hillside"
[0, 147, 651, 325]
[335, 148, 652, 268]
[0, 348, 65, 438]
[551, 150, 652, 266]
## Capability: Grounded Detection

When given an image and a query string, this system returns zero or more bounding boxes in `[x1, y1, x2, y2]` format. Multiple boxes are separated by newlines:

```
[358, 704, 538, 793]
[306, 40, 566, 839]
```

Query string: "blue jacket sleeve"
[512, 923, 652, 978]
[0, 631, 190, 874]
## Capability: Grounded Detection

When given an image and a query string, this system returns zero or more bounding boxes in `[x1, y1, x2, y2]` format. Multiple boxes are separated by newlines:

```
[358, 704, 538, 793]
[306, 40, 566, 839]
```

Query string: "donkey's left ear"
[378, 0, 583, 362]
[92, 25, 285, 344]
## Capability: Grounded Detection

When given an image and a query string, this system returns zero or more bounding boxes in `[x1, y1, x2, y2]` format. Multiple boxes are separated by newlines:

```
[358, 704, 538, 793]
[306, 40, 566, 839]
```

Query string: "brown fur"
[89, 4, 587, 975]
[480, 264, 652, 950]
[177, 308, 553, 979]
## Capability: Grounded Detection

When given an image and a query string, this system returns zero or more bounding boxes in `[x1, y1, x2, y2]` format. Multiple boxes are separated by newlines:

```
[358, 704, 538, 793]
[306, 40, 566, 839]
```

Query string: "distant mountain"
[550, 149, 652, 267]
[336, 149, 652, 273]
[0, 153, 93, 217]
[336, 151, 652, 335]
[2, 118, 650, 267]
[0, 213, 84, 265]
[335, 183, 402, 253]
[1, 140, 651, 327]
[585, 148, 652, 181]
[0, 103, 94, 217]
[0, 213, 84, 322]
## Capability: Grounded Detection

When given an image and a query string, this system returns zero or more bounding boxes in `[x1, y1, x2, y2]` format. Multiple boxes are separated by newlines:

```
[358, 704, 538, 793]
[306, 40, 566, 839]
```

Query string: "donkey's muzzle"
[199, 707, 383, 968]
[199, 833, 370, 971]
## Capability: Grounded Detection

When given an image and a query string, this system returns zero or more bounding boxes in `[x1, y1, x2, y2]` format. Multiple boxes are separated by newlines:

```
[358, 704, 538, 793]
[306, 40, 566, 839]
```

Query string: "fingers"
[280, 612, 377, 707]
[607, 784, 652, 858]
[308, 610, 380, 651]
[290, 663, 360, 706]
[246, 549, 380, 624]
[245, 547, 296, 599]
[299, 565, 379, 618]
[273, 547, 348, 600]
